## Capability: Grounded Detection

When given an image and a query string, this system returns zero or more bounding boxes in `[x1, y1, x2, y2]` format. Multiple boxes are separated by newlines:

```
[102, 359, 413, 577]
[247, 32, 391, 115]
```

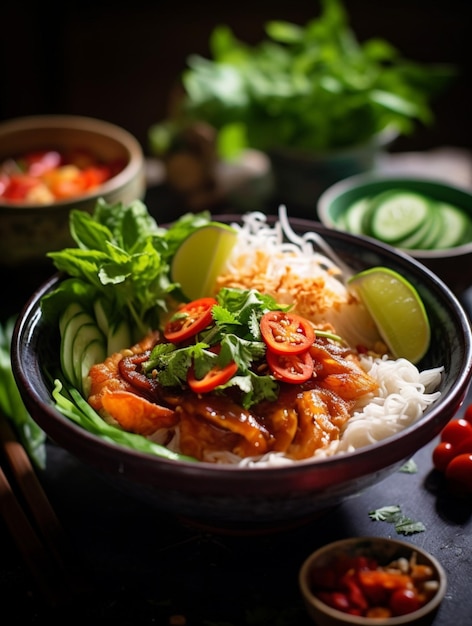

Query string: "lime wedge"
[347, 266, 430, 363]
[171, 223, 238, 300]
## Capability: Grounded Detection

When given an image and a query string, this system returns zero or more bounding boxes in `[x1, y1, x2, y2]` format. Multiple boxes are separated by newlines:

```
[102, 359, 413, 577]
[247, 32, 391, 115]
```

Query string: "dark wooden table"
[2, 181, 472, 625]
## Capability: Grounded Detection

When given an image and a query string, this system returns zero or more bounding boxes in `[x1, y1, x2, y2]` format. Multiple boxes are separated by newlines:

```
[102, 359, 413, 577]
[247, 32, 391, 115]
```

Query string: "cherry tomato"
[260, 311, 315, 355]
[463, 404, 472, 425]
[187, 358, 238, 393]
[440, 418, 472, 445]
[163, 297, 217, 343]
[445, 453, 472, 493]
[432, 441, 455, 473]
[432, 415, 472, 490]
[316, 591, 351, 613]
[266, 349, 314, 383]
[389, 588, 422, 616]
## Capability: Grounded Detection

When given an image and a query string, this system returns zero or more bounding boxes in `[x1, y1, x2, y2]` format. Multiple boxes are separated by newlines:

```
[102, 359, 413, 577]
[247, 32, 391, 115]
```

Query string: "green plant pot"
[267, 129, 397, 218]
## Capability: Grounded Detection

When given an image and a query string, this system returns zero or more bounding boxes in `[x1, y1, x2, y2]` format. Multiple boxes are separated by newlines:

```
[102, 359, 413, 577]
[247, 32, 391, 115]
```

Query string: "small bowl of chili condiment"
[299, 537, 446, 626]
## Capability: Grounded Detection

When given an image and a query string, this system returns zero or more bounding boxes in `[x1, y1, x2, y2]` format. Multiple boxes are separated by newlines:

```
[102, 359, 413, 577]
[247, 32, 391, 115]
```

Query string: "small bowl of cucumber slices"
[318, 174, 472, 294]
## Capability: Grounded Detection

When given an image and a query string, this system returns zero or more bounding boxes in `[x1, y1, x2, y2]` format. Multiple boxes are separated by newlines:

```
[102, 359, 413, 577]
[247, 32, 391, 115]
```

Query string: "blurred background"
[1, 0, 471, 155]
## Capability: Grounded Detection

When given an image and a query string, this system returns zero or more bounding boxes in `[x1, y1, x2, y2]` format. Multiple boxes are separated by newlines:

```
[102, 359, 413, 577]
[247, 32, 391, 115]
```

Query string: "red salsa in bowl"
[0, 148, 126, 204]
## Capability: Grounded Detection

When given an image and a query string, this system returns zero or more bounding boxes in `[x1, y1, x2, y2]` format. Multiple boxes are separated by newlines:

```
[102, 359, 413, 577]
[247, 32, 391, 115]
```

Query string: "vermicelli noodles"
[88, 209, 443, 466]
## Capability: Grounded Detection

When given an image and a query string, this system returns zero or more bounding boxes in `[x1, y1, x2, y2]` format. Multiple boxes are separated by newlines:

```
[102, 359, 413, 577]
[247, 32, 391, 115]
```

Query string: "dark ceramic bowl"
[317, 173, 472, 295]
[11, 218, 472, 531]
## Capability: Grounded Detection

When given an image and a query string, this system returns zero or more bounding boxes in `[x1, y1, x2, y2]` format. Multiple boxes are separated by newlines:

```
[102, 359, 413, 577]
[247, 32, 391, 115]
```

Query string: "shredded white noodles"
[211, 209, 443, 467]
[143, 210, 444, 467]
[217, 209, 383, 350]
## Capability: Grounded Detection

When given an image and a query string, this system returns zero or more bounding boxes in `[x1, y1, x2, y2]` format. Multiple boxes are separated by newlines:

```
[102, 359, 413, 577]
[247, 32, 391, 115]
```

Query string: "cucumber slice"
[395, 213, 436, 249]
[60, 310, 94, 386]
[71, 323, 106, 391]
[93, 298, 110, 336]
[78, 337, 107, 396]
[107, 318, 132, 356]
[433, 203, 472, 249]
[414, 203, 445, 250]
[343, 197, 373, 235]
[369, 190, 433, 244]
[59, 302, 84, 337]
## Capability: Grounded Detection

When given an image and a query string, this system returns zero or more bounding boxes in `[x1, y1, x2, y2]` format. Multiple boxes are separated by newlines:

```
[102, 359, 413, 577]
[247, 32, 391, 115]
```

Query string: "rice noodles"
[88, 209, 443, 466]
[213, 209, 443, 466]
[216, 207, 385, 351]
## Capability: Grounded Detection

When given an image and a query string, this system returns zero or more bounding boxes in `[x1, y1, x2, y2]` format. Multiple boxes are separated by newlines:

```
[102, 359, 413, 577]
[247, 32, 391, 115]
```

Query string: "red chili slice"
[266, 349, 314, 384]
[187, 359, 238, 394]
[163, 297, 217, 343]
[260, 311, 315, 355]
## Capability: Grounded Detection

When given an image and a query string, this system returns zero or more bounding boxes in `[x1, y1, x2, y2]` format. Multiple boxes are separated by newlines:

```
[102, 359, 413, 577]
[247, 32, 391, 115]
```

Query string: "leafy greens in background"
[149, 0, 456, 159]
[0, 317, 46, 469]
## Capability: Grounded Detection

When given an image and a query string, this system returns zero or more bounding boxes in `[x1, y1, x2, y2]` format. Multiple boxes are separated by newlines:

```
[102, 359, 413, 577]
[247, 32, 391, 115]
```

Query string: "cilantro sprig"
[369, 505, 426, 535]
[143, 287, 291, 408]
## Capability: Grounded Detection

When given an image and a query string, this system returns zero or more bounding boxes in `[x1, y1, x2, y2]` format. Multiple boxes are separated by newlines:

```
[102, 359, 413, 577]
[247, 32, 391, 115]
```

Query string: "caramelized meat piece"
[310, 340, 379, 400]
[287, 387, 351, 460]
[101, 390, 177, 435]
[176, 395, 273, 460]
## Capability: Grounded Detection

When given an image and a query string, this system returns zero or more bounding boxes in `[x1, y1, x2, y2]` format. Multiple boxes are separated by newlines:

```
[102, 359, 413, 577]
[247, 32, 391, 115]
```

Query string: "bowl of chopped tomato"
[299, 537, 447, 626]
[0, 114, 145, 267]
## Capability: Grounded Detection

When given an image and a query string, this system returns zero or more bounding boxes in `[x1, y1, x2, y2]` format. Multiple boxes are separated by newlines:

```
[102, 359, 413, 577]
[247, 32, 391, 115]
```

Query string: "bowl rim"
[317, 171, 472, 258]
[10, 218, 472, 490]
[0, 114, 144, 211]
[298, 536, 447, 625]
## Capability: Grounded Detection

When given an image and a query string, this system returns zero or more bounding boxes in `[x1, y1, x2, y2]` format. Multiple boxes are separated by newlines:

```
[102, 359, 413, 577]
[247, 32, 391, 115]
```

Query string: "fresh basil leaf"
[69, 208, 114, 251]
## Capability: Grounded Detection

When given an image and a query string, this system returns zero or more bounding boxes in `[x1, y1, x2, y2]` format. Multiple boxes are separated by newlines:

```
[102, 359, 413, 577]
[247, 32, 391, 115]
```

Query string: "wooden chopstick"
[0, 462, 68, 606]
[0, 411, 82, 605]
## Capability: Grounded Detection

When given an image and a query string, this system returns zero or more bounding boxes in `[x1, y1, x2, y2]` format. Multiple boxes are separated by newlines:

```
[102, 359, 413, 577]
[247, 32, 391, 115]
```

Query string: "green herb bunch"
[149, 0, 455, 159]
